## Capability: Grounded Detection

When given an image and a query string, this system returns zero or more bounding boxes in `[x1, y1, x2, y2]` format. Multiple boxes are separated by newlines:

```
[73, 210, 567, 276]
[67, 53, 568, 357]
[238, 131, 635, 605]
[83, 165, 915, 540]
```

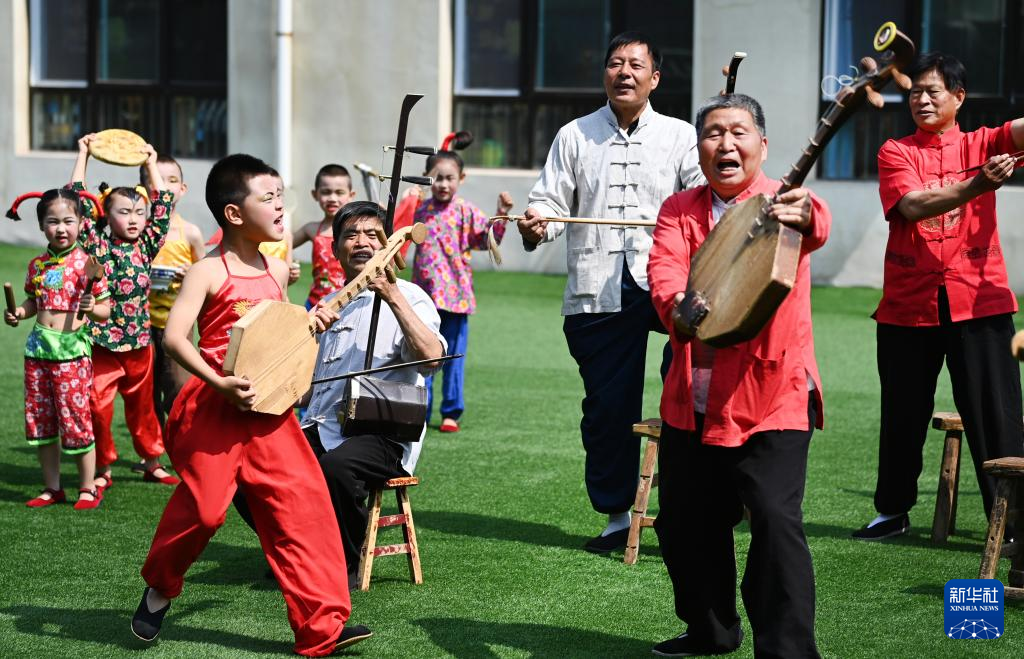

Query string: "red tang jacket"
[648, 171, 829, 446]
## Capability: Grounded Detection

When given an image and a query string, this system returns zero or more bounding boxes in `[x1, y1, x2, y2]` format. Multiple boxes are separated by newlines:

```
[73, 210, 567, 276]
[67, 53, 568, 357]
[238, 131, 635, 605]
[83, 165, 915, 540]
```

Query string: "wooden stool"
[977, 457, 1024, 600]
[624, 419, 661, 565]
[357, 476, 423, 592]
[931, 412, 964, 543]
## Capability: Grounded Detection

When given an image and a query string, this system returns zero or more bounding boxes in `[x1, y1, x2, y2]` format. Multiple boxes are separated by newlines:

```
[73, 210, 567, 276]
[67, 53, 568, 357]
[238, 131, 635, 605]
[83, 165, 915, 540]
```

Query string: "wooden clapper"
[681, 22, 915, 347]
[222, 223, 427, 414]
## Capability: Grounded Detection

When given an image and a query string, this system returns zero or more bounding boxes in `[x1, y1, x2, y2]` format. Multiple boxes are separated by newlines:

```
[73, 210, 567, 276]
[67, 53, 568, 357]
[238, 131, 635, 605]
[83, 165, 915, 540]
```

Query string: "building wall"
[3, 0, 1024, 291]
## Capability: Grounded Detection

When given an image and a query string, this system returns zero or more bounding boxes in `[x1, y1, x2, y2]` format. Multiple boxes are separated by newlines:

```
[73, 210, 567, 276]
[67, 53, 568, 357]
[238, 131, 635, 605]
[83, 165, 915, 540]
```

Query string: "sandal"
[439, 418, 460, 433]
[74, 487, 102, 510]
[26, 487, 66, 508]
[94, 472, 113, 495]
[143, 464, 180, 486]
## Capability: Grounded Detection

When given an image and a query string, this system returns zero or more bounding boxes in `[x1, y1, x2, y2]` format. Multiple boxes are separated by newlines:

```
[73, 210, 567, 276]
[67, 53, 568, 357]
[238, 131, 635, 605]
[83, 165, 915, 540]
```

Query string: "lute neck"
[777, 92, 855, 195]
[322, 228, 411, 313]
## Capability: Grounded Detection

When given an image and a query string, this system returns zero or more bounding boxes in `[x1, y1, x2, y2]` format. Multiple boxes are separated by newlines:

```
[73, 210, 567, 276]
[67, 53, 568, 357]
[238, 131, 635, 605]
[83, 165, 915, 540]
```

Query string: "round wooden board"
[89, 129, 148, 167]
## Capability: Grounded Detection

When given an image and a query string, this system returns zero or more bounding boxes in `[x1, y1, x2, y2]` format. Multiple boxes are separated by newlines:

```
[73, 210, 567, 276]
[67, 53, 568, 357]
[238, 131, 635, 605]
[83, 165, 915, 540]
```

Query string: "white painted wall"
[3, 0, 1024, 292]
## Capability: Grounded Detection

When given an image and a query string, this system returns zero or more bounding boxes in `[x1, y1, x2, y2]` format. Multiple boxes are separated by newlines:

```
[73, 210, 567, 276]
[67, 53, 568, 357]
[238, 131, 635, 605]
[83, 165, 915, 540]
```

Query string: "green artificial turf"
[0, 241, 1021, 657]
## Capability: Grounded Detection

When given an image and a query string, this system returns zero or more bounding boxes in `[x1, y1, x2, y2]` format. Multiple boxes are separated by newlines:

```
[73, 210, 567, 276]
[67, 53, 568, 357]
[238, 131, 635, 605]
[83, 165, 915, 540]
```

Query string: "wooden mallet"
[4, 282, 17, 326]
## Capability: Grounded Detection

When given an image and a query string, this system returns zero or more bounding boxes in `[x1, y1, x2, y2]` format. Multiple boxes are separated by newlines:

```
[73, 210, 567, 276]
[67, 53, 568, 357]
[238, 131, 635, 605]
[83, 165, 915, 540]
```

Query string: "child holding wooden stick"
[4, 188, 112, 509]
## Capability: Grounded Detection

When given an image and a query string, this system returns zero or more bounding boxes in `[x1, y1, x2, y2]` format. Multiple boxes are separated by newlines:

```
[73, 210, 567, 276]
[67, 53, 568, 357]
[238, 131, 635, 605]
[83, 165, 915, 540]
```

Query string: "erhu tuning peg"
[404, 146, 436, 156]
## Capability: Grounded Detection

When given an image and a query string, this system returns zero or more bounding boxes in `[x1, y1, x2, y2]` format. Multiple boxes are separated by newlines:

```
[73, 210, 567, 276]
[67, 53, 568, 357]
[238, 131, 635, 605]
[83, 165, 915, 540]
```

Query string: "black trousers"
[150, 327, 174, 428]
[874, 288, 1024, 517]
[563, 265, 664, 514]
[655, 401, 819, 659]
[234, 428, 407, 576]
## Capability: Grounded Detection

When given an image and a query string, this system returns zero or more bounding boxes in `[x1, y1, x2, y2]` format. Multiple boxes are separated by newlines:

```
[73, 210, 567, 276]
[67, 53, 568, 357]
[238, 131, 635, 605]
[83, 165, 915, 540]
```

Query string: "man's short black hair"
[205, 154, 278, 228]
[605, 31, 662, 72]
[332, 200, 385, 248]
[908, 51, 967, 92]
[314, 163, 352, 190]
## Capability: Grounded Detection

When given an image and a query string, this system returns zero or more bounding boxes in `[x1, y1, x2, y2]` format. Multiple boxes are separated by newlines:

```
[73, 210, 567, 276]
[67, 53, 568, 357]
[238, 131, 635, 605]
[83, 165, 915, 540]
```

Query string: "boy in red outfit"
[647, 94, 829, 658]
[131, 154, 371, 655]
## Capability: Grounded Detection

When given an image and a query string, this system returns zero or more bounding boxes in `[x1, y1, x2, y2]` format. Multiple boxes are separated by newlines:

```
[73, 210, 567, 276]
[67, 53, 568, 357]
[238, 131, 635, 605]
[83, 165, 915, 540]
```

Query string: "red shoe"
[94, 472, 113, 495]
[143, 465, 180, 486]
[26, 488, 66, 508]
[73, 487, 102, 510]
[439, 418, 460, 433]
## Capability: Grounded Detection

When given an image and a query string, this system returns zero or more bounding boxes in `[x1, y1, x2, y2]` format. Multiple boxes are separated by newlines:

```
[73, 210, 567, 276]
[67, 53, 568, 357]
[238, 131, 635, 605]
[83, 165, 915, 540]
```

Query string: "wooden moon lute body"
[684, 22, 915, 347]
[222, 223, 427, 414]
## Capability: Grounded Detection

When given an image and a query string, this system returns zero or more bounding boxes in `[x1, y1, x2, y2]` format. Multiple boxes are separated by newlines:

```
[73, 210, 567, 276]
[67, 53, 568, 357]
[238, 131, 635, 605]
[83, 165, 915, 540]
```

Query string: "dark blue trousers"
[426, 310, 469, 422]
[563, 265, 663, 514]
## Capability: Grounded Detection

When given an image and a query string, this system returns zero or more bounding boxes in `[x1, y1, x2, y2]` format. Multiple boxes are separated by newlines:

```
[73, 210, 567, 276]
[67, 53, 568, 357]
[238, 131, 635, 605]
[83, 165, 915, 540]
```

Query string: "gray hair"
[694, 93, 766, 137]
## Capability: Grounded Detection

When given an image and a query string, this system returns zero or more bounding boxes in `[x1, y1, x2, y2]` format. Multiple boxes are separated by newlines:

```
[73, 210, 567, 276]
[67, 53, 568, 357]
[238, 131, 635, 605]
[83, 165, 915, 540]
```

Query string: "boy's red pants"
[141, 377, 351, 657]
[91, 345, 164, 468]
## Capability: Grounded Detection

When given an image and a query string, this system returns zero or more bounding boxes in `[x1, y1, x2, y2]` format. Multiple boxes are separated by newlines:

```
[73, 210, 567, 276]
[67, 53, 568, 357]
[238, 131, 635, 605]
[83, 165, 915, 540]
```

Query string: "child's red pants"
[91, 345, 164, 468]
[141, 376, 351, 657]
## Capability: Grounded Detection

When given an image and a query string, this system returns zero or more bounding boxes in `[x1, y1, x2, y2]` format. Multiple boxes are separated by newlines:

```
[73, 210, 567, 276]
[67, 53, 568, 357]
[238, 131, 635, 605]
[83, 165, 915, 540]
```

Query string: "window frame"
[452, 0, 694, 170]
[27, 0, 227, 158]
[817, 0, 1024, 181]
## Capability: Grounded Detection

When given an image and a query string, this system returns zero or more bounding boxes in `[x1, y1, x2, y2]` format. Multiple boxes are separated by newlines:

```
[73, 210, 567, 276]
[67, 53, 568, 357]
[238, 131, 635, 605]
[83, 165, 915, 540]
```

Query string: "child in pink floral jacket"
[412, 150, 512, 432]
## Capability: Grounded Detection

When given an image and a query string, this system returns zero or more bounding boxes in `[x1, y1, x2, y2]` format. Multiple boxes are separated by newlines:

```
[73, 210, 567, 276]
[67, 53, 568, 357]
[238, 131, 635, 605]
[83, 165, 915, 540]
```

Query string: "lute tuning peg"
[865, 86, 885, 108]
[892, 68, 912, 90]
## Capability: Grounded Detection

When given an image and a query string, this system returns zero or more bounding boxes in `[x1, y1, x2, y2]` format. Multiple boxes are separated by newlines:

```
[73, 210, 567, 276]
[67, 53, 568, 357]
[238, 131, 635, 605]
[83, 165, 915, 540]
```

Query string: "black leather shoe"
[334, 624, 373, 652]
[852, 513, 910, 541]
[652, 630, 743, 656]
[130, 588, 170, 642]
[583, 528, 628, 554]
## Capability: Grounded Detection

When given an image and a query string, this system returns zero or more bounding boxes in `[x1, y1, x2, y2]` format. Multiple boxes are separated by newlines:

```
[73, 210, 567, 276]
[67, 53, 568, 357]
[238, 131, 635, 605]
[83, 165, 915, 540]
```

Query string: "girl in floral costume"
[412, 150, 513, 432]
[4, 188, 111, 509]
[71, 134, 179, 492]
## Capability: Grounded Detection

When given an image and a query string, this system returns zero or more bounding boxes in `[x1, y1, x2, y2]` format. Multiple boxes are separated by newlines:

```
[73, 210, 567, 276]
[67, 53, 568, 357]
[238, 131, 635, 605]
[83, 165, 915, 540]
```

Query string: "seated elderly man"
[301, 200, 446, 589]
[235, 200, 445, 590]
[648, 93, 830, 658]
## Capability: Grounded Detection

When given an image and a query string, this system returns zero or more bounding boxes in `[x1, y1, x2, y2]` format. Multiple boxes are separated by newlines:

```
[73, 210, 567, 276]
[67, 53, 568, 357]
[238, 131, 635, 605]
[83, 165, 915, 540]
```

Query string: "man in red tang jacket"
[853, 52, 1024, 541]
[647, 93, 829, 658]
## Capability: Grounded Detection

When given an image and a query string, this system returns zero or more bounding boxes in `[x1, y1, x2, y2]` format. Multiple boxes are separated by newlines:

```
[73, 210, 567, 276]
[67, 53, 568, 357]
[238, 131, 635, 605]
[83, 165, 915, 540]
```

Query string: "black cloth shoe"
[584, 527, 628, 554]
[131, 587, 170, 642]
[334, 624, 373, 652]
[652, 630, 743, 656]
[852, 513, 909, 541]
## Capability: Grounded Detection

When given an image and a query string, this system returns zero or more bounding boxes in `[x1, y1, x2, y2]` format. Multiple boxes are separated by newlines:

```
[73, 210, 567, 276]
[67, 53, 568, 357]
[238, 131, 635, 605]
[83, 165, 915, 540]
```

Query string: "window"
[819, 0, 1024, 181]
[453, 0, 694, 169]
[29, 0, 227, 159]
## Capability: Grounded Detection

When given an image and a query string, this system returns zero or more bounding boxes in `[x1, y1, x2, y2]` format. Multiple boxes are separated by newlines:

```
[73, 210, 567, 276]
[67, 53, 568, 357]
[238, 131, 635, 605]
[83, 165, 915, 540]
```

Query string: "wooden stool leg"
[397, 487, 423, 585]
[979, 479, 1013, 580]
[624, 437, 658, 565]
[949, 435, 962, 536]
[932, 429, 962, 543]
[1009, 484, 1023, 589]
[358, 488, 384, 592]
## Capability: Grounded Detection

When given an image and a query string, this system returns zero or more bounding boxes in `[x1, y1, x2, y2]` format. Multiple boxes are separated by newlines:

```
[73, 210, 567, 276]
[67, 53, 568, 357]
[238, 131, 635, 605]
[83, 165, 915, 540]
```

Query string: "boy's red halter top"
[198, 252, 282, 372]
